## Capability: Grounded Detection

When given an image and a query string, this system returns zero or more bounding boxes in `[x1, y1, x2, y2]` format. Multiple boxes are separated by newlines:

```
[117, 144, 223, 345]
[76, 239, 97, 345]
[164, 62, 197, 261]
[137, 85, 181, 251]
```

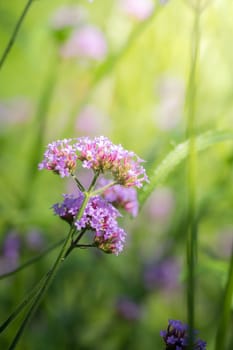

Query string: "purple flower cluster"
[53, 193, 126, 255]
[39, 136, 148, 188]
[99, 178, 138, 217]
[160, 320, 206, 350]
[76, 136, 148, 188]
[38, 139, 77, 177]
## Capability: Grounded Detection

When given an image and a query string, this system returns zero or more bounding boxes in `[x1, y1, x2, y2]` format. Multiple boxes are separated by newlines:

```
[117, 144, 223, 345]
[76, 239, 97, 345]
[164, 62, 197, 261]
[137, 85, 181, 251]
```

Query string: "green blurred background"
[0, 0, 233, 349]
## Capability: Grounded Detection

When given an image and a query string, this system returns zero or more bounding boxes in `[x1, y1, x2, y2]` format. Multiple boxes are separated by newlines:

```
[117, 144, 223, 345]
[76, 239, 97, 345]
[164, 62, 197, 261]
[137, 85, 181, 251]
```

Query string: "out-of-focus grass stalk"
[0, 238, 64, 280]
[64, 6, 163, 135]
[0, 0, 34, 71]
[21, 55, 60, 209]
[215, 243, 233, 349]
[185, 1, 201, 347]
[7, 193, 90, 350]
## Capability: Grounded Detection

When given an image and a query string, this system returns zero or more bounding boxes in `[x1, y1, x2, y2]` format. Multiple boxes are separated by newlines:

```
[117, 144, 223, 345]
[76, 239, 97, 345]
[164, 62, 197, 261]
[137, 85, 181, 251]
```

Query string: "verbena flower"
[99, 178, 138, 217]
[75, 136, 148, 188]
[39, 139, 77, 177]
[39, 136, 148, 187]
[53, 193, 126, 255]
[160, 319, 207, 350]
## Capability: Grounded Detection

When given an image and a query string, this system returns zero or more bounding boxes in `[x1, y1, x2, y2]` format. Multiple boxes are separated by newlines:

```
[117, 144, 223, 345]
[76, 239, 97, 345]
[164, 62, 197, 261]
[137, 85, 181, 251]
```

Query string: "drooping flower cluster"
[38, 139, 77, 177]
[99, 178, 138, 217]
[39, 136, 148, 188]
[53, 193, 126, 255]
[160, 320, 207, 350]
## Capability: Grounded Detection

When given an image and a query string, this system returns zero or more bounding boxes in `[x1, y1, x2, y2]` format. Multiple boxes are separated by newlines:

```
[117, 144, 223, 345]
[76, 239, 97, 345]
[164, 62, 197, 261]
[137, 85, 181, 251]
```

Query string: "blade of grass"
[215, 243, 233, 350]
[0, 238, 64, 280]
[7, 194, 90, 349]
[138, 130, 233, 207]
[0, 0, 34, 71]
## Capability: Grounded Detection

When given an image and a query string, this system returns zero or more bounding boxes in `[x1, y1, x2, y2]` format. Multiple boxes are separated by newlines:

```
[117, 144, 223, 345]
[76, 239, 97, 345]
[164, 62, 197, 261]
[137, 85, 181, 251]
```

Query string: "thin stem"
[76, 244, 95, 249]
[0, 0, 34, 71]
[91, 181, 117, 196]
[8, 193, 90, 349]
[88, 171, 100, 192]
[185, 1, 201, 347]
[71, 174, 85, 192]
[0, 239, 64, 280]
[64, 229, 87, 259]
[215, 243, 233, 349]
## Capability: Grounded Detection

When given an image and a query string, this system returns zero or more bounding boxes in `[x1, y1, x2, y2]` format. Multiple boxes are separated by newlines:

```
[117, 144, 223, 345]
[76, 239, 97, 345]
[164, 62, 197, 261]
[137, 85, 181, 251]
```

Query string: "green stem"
[0, 0, 34, 71]
[185, 1, 201, 347]
[8, 193, 90, 349]
[91, 181, 117, 196]
[0, 239, 64, 280]
[64, 228, 86, 259]
[215, 243, 233, 349]
[88, 171, 100, 192]
[71, 174, 85, 192]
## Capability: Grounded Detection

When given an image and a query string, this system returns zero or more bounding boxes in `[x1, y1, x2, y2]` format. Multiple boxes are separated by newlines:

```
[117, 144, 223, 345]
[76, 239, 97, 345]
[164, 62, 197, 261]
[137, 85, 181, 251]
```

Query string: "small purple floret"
[160, 319, 206, 350]
[39, 139, 77, 177]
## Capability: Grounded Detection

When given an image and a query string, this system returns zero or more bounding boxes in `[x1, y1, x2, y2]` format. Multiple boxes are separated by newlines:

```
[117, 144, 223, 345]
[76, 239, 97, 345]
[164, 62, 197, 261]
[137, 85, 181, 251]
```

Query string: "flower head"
[75, 136, 148, 188]
[39, 136, 148, 188]
[160, 320, 207, 350]
[38, 139, 77, 177]
[53, 193, 126, 255]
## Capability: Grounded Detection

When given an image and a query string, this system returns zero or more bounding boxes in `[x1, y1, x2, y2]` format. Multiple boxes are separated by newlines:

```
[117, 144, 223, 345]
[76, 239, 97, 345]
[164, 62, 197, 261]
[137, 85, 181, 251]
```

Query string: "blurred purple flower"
[99, 178, 139, 217]
[216, 228, 233, 259]
[144, 257, 180, 291]
[154, 76, 184, 131]
[75, 105, 111, 136]
[116, 297, 141, 321]
[0, 232, 21, 274]
[0, 98, 32, 130]
[60, 25, 107, 61]
[3, 232, 21, 260]
[25, 230, 45, 251]
[160, 319, 207, 350]
[119, 0, 154, 21]
[50, 5, 87, 30]
[146, 187, 175, 222]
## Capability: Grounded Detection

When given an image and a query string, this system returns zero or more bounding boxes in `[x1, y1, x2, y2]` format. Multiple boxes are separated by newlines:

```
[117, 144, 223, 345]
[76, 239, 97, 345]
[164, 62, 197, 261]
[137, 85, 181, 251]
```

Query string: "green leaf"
[139, 130, 233, 206]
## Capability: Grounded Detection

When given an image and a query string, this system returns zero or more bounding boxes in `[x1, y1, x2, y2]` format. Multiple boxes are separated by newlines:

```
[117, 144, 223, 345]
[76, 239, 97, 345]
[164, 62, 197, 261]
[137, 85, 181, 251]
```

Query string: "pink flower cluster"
[39, 136, 148, 188]
[38, 139, 77, 178]
[53, 193, 126, 255]
[76, 136, 148, 188]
